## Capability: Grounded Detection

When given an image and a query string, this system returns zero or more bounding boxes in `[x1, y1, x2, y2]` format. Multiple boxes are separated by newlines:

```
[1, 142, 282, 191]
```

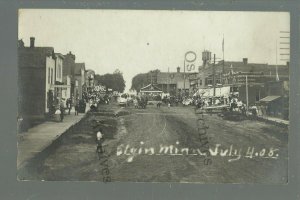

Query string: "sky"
[18, 9, 289, 92]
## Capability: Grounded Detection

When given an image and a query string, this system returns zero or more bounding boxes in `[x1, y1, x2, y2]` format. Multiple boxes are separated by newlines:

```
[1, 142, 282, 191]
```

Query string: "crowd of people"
[133, 96, 148, 109]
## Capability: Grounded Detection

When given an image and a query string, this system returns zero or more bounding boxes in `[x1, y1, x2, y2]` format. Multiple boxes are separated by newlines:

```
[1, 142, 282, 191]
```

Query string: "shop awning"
[50, 84, 71, 89]
[259, 96, 281, 102]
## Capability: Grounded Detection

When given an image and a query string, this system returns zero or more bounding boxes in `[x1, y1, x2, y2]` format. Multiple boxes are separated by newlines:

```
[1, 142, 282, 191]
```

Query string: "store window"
[51, 68, 53, 84]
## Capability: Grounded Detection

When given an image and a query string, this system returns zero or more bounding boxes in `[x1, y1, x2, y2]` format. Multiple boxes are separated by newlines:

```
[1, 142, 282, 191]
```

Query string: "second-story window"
[51, 68, 53, 84]
[60, 64, 62, 78]
[58, 64, 61, 79]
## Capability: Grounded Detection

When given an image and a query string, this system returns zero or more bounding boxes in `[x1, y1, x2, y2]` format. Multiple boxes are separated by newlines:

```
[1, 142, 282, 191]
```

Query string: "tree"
[94, 69, 126, 93]
[131, 73, 149, 91]
[113, 69, 122, 74]
[131, 69, 161, 91]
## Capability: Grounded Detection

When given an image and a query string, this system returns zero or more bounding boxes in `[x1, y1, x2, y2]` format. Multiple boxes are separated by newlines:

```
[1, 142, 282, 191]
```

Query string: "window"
[56, 65, 59, 79]
[256, 90, 260, 101]
[206, 79, 212, 85]
[58, 64, 61, 79]
[51, 68, 53, 84]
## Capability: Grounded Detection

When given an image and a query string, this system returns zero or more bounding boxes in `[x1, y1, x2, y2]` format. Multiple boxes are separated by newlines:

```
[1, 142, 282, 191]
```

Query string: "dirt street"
[19, 103, 288, 183]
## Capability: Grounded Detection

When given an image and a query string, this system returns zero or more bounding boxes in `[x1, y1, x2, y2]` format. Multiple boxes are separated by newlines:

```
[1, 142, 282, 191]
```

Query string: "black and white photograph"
[17, 9, 289, 183]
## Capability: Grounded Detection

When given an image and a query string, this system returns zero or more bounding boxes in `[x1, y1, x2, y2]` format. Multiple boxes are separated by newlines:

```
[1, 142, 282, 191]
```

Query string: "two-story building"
[74, 63, 86, 100]
[144, 67, 193, 96]
[63, 51, 77, 99]
[196, 51, 289, 106]
[18, 37, 57, 123]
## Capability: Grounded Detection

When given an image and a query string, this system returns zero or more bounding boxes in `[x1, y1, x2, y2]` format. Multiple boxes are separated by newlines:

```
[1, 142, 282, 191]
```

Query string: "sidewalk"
[17, 108, 88, 170]
[257, 115, 289, 127]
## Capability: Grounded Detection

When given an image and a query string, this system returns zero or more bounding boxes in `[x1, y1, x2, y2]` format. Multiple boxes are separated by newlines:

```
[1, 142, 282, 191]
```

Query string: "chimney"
[243, 58, 248, 65]
[177, 67, 180, 73]
[30, 37, 35, 48]
[68, 51, 75, 60]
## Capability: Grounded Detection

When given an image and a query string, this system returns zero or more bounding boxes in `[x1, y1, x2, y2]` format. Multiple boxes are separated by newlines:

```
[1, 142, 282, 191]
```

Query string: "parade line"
[116, 142, 280, 163]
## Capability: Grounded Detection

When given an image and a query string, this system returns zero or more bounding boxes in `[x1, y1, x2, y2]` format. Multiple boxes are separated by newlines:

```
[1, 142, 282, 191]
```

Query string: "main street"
[19, 103, 288, 183]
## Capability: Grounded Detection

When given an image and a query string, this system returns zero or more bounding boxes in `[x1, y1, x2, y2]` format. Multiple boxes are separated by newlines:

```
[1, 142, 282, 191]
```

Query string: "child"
[96, 130, 104, 154]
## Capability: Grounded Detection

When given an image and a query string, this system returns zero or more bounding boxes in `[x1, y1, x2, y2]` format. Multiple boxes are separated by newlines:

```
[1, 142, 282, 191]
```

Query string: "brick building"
[18, 37, 58, 121]
[196, 51, 289, 105]
[145, 67, 193, 96]
[74, 63, 86, 99]
[63, 52, 76, 98]
[52, 53, 66, 102]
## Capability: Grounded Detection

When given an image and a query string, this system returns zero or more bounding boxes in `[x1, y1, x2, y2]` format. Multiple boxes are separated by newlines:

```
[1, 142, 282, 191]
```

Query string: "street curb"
[256, 116, 289, 128]
[87, 107, 130, 117]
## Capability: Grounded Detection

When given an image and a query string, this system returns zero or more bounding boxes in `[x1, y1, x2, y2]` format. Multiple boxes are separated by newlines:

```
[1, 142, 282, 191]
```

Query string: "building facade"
[74, 63, 86, 100]
[85, 69, 95, 93]
[18, 37, 57, 119]
[145, 67, 193, 96]
[63, 52, 76, 98]
[196, 50, 289, 106]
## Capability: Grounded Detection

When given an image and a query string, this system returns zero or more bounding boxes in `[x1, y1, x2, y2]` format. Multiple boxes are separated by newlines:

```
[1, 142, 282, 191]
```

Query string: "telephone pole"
[222, 35, 225, 83]
[167, 67, 170, 94]
[246, 75, 249, 109]
[183, 58, 186, 96]
[213, 54, 216, 97]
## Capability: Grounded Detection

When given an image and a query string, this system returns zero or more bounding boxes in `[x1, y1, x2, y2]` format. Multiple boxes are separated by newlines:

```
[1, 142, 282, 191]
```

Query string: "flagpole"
[167, 67, 170, 94]
[276, 39, 279, 81]
[246, 75, 249, 109]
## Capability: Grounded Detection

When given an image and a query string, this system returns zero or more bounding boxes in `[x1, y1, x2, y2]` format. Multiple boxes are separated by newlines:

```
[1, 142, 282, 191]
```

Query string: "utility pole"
[246, 75, 249, 109]
[222, 35, 225, 83]
[276, 40, 279, 81]
[167, 67, 170, 94]
[213, 54, 216, 97]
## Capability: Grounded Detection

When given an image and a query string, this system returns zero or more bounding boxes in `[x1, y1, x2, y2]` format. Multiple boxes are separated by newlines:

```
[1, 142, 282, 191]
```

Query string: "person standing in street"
[66, 98, 72, 115]
[96, 130, 104, 154]
[59, 100, 65, 122]
[241, 103, 246, 116]
[75, 101, 79, 116]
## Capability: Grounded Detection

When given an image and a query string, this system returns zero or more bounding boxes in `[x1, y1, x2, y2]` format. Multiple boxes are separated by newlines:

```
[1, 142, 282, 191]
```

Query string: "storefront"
[259, 95, 283, 118]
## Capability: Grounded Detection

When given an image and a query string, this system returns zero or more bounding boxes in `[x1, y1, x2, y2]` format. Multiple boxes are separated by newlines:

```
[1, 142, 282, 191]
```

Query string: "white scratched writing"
[116, 142, 280, 163]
